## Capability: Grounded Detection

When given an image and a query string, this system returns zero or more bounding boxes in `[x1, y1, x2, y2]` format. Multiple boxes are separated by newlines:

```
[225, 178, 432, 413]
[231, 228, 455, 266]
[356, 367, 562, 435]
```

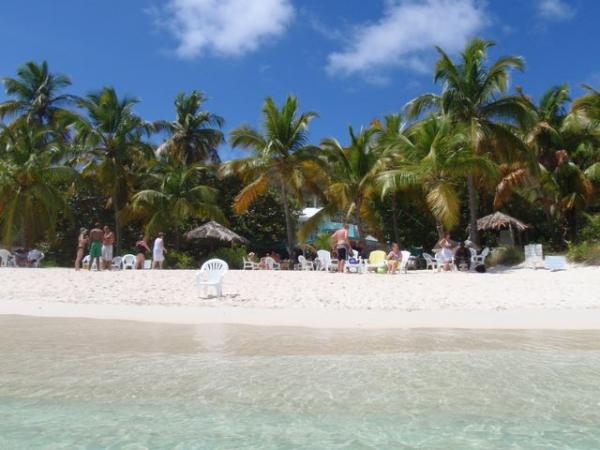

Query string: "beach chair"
[399, 250, 411, 273]
[264, 256, 281, 270]
[366, 250, 386, 272]
[111, 256, 123, 270]
[243, 257, 259, 270]
[315, 250, 336, 272]
[524, 244, 544, 269]
[122, 254, 136, 270]
[471, 247, 490, 266]
[422, 252, 439, 272]
[544, 255, 568, 271]
[196, 258, 229, 297]
[435, 252, 457, 271]
[0, 249, 16, 267]
[28, 251, 44, 268]
[298, 255, 314, 270]
[143, 259, 152, 270]
[82, 255, 97, 270]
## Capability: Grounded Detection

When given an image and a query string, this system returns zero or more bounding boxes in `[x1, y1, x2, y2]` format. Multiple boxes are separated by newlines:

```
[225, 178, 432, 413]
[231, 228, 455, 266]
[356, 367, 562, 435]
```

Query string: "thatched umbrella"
[477, 212, 527, 246]
[185, 221, 249, 244]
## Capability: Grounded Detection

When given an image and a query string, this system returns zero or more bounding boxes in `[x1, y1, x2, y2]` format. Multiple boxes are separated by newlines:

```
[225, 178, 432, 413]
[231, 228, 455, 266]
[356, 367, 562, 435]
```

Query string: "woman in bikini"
[386, 243, 402, 274]
[135, 235, 152, 270]
[75, 228, 88, 270]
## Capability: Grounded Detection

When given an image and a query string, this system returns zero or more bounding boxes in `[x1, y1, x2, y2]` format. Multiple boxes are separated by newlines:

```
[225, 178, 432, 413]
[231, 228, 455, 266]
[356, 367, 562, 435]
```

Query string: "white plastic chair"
[316, 250, 336, 272]
[0, 249, 16, 267]
[122, 254, 136, 270]
[422, 253, 439, 272]
[143, 259, 152, 270]
[264, 256, 281, 270]
[243, 257, 259, 270]
[525, 244, 544, 269]
[298, 255, 314, 270]
[399, 250, 411, 273]
[82, 255, 97, 270]
[197, 258, 229, 297]
[111, 256, 123, 270]
[472, 247, 490, 266]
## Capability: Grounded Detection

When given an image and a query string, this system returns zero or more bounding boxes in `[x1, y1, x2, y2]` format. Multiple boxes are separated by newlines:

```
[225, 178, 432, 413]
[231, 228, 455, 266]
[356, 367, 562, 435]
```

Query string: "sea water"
[1, 316, 599, 449]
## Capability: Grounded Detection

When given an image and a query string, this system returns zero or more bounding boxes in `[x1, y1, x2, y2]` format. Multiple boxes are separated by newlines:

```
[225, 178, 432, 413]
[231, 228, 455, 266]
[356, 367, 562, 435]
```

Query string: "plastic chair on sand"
[298, 255, 314, 271]
[524, 244, 544, 269]
[366, 250, 386, 272]
[316, 250, 336, 272]
[471, 247, 490, 266]
[82, 255, 97, 270]
[422, 253, 439, 272]
[122, 254, 136, 270]
[197, 258, 229, 297]
[111, 256, 123, 270]
[0, 249, 16, 267]
[243, 257, 259, 270]
[399, 250, 411, 273]
[143, 259, 152, 270]
[264, 256, 281, 270]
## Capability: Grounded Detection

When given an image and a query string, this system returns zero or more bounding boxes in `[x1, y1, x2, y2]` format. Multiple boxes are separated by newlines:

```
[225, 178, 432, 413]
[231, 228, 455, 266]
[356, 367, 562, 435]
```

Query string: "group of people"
[436, 232, 475, 271]
[75, 224, 167, 271]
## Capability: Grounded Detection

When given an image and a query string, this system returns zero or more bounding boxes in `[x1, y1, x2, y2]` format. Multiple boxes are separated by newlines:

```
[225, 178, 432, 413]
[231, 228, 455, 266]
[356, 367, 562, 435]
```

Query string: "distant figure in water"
[88, 223, 104, 271]
[331, 224, 350, 273]
[152, 232, 167, 269]
[75, 227, 88, 270]
[135, 235, 151, 270]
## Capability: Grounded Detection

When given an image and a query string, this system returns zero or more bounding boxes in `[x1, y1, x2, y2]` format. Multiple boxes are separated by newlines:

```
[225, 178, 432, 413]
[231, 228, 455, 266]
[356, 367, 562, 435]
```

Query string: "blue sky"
[1, 0, 599, 159]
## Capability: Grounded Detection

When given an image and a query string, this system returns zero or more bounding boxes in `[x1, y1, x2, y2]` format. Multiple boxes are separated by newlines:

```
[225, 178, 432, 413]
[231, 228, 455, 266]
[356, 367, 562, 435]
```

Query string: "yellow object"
[368, 250, 386, 265]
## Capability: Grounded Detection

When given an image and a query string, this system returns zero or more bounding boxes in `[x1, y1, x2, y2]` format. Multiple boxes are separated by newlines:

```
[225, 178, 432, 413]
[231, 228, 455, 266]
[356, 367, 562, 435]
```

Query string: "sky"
[1, 0, 599, 160]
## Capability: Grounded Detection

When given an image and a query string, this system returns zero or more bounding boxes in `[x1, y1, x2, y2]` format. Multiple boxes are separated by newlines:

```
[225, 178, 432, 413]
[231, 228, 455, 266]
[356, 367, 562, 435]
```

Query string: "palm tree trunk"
[391, 192, 400, 244]
[280, 182, 295, 259]
[466, 175, 480, 246]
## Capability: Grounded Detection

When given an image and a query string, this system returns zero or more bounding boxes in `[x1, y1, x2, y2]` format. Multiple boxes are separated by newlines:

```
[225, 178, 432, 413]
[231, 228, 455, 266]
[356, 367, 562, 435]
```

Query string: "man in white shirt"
[152, 232, 167, 269]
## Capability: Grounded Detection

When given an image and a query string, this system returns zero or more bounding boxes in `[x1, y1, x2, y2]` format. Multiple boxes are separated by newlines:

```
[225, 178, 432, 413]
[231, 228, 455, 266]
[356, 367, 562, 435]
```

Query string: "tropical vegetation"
[1, 37, 599, 267]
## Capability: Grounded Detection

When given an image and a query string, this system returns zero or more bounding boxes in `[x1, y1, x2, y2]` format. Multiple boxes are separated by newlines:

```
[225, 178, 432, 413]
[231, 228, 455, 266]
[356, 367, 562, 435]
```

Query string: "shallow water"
[1, 316, 600, 449]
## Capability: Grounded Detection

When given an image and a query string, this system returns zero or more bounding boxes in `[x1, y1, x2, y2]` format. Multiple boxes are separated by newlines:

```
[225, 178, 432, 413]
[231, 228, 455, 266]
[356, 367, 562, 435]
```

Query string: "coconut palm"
[0, 124, 77, 247]
[221, 95, 319, 257]
[379, 116, 498, 233]
[74, 87, 154, 250]
[0, 61, 77, 126]
[406, 38, 531, 245]
[299, 127, 384, 249]
[156, 91, 225, 164]
[132, 157, 225, 247]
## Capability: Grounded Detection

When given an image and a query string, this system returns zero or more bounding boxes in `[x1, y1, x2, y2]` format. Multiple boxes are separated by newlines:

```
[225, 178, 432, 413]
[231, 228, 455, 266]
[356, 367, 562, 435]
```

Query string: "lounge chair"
[545, 255, 567, 271]
[524, 244, 544, 269]
[0, 249, 16, 267]
[196, 258, 228, 297]
[143, 259, 152, 269]
[243, 257, 259, 270]
[111, 256, 123, 270]
[122, 254, 136, 270]
[315, 250, 336, 272]
[422, 252, 439, 272]
[366, 250, 386, 272]
[82, 255, 97, 270]
[298, 255, 314, 270]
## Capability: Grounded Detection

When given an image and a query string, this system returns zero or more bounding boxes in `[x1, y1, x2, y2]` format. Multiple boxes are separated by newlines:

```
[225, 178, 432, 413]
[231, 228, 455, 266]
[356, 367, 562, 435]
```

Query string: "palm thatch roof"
[185, 220, 249, 244]
[477, 212, 528, 231]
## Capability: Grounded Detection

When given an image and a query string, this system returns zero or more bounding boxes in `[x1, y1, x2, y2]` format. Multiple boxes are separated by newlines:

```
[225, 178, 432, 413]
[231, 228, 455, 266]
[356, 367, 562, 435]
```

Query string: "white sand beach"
[1, 266, 599, 329]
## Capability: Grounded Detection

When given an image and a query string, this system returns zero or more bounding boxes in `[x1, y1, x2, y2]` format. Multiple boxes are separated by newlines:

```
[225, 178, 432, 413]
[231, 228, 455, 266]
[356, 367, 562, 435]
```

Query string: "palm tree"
[379, 116, 498, 234]
[406, 38, 531, 245]
[75, 87, 154, 250]
[132, 157, 225, 247]
[300, 127, 384, 250]
[0, 61, 77, 126]
[0, 124, 77, 247]
[156, 91, 225, 164]
[221, 95, 319, 257]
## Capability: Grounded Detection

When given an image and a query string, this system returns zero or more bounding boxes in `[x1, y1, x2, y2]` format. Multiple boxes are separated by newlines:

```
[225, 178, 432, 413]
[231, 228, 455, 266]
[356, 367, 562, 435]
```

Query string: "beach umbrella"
[477, 212, 528, 231]
[185, 221, 249, 244]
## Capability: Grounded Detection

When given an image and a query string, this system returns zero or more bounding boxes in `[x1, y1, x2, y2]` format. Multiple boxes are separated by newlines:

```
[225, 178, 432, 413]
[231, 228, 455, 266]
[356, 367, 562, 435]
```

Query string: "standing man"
[88, 223, 104, 271]
[152, 232, 167, 269]
[331, 224, 350, 273]
[102, 225, 115, 270]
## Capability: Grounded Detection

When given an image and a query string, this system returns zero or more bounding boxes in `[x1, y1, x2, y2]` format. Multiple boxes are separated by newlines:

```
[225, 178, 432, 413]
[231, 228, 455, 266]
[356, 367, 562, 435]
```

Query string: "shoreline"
[2, 300, 600, 330]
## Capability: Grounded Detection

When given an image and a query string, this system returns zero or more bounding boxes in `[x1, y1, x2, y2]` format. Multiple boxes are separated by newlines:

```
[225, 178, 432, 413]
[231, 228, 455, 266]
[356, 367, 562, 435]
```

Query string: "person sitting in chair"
[454, 241, 471, 271]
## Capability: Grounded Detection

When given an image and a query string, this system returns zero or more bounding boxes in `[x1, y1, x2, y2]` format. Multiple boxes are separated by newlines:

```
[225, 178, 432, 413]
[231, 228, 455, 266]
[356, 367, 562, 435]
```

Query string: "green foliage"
[487, 246, 525, 267]
[205, 246, 247, 270]
[567, 241, 600, 265]
[579, 214, 600, 241]
[313, 233, 332, 251]
[166, 250, 196, 269]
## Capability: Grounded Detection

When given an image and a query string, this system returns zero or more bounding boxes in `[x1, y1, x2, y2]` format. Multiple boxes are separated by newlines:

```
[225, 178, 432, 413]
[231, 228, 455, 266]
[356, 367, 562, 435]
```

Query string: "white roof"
[299, 207, 323, 222]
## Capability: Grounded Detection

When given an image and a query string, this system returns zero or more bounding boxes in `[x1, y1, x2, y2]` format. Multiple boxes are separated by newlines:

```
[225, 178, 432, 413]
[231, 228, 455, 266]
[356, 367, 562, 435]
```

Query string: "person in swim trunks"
[89, 223, 103, 271]
[331, 224, 350, 273]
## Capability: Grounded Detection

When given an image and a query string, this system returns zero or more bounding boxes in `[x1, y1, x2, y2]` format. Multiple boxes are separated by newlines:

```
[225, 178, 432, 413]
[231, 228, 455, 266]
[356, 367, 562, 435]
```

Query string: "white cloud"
[536, 0, 576, 21]
[326, 0, 488, 78]
[159, 0, 294, 58]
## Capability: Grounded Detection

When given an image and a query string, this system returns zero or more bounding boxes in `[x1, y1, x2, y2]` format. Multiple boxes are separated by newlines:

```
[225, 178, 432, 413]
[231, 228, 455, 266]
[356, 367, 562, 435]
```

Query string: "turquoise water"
[1, 317, 600, 449]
